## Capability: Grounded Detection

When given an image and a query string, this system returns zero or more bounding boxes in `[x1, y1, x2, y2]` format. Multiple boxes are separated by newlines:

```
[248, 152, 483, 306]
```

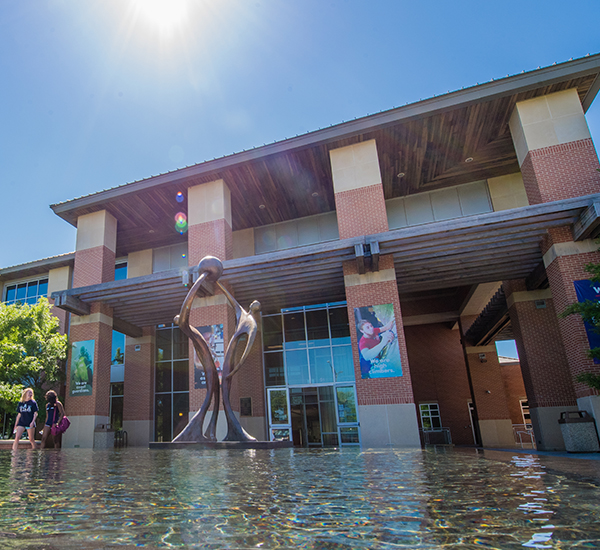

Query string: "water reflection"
[0, 448, 598, 548]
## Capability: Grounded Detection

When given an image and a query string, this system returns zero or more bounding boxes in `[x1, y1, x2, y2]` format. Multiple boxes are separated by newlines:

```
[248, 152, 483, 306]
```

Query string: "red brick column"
[122, 326, 155, 446]
[520, 139, 600, 205]
[64, 210, 117, 448]
[541, 229, 600, 399]
[463, 345, 515, 447]
[344, 255, 420, 446]
[509, 90, 600, 413]
[66, 302, 113, 447]
[186, 180, 264, 439]
[504, 278, 577, 450]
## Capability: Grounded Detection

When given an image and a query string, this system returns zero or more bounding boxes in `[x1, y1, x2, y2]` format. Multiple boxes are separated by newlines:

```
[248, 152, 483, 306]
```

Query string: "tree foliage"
[561, 258, 600, 389]
[0, 298, 67, 411]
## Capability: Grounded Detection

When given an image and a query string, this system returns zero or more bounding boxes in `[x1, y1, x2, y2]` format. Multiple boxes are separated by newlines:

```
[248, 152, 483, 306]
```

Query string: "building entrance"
[290, 387, 336, 447]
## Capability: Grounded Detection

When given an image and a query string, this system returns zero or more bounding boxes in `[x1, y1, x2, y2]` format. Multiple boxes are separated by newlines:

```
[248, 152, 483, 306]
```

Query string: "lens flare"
[176, 192, 184, 203]
[174, 212, 188, 234]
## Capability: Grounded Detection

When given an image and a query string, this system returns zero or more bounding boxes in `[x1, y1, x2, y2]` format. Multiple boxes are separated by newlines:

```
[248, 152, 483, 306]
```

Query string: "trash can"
[558, 411, 600, 453]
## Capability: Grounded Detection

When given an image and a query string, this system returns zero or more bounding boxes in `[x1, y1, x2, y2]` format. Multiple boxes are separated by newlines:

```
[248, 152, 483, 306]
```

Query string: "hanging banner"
[193, 324, 224, 388]
[353, 304, 402, 379]
[70, 340, 95, 396]
[573, 279, 600, 363]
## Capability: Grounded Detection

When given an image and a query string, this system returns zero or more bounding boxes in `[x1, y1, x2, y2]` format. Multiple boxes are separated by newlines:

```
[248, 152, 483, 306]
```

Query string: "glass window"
[263, 315, 283, 351]
[3, 278, 48, 305]
[340, 427, 359, 444]
[271, 428, 290, 441]
[173, 393, 189, 439]
[306, 309, 329, 347]
[155, 363, 172, 392]
[115, 262, 128, 281]
[155, 394, 172, 442]
[264, 352, 285, 387]
[329, 307, 351, 345]
[419, 403, 442, 430]
[285, 349, 309, 385]
[336, 387, 358, 423]
[332, 346, 354, 382]
[5, 286, 15, 303]
[309, 347, 334, 383]
[172, 359, 189, 392]
[154, 324, 189, 442]
[110, 382, 124, 430]
[269, 389, 289, 425]
[172, 328, 188, 360]
[283, 313, 306, 350]
[38, 279, 48, 297]
[156, 329, 172, 362]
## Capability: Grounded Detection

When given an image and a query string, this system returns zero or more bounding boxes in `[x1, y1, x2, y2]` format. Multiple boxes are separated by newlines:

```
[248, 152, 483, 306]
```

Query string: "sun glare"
[132, 0, 189, 32]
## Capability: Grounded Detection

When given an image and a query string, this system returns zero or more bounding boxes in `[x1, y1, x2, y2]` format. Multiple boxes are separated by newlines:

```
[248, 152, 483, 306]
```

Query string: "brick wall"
[500, 362, 528, 425]
[520, 138, 600, 205]
[504, 279, 576, 408]
[124, 326, 154, 421]
[466, 351, 512, 421]
[545, 252, 600, 398]
[73, 246, 115, 287]
[334, 184, 388, 239]
[188, 219, 233, 265]
[66, 304, 113, 417]
[343, 256, 414, 406]
[405, 323, 474, 445]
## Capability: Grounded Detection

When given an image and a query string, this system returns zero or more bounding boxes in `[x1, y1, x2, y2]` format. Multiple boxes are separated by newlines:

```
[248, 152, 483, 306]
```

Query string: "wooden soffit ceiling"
[50, 56, 600, 258]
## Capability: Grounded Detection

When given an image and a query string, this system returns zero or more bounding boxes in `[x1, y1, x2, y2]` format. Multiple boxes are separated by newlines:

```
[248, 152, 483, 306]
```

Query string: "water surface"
[1, 447, 599, 549]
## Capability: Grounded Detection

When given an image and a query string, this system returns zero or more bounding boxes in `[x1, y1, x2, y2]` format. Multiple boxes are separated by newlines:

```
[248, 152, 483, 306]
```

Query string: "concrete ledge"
[0, 440, 41, 449]
[149, 440, 293, 450]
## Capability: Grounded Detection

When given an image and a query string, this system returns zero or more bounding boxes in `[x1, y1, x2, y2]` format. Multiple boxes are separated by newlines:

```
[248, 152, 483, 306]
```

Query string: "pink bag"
[51, 416, 70, 436]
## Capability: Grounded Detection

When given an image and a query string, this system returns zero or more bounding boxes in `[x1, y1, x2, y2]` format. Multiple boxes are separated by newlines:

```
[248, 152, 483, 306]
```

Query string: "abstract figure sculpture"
[172, 256, 260, 442]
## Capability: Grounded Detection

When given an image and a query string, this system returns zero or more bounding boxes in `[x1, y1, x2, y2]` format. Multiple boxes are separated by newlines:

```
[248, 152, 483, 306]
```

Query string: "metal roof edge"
[0, 252, 75, 278]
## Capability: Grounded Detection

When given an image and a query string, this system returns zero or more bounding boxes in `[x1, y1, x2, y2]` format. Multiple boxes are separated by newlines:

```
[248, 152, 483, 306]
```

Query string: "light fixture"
[465, 157, 474, 163]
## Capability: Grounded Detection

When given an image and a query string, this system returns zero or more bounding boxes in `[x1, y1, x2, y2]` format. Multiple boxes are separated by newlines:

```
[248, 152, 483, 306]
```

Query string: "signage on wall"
[353, 303, 402, 379]
[70, 340, 94, 396]
[193, 323, 224, 389]
[573, 280, 600, 364]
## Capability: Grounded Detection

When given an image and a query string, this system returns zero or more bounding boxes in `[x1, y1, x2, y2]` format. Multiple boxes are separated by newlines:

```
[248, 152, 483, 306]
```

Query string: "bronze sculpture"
[172, 256, 260, 442]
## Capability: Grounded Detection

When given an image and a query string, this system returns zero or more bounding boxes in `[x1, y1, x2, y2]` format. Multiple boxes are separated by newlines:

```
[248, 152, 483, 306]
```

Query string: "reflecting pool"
[1, 447, 600, 549]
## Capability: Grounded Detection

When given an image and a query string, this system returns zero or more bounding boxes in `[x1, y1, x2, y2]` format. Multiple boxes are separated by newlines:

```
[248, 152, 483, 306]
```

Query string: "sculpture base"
[149, 440, 293, 450]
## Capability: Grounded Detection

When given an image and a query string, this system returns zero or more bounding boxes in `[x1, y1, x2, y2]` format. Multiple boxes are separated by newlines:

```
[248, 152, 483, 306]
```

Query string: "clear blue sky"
[1, 0, 599, 270]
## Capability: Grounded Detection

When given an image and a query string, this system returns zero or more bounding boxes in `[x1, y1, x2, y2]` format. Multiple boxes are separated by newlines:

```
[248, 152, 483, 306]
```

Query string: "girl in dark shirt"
[12, 388, 38, 450]
[40, 390, 65, 449]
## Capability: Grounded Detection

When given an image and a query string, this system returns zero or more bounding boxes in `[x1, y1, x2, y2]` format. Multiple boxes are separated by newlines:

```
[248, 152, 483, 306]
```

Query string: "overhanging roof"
[49, 55, 600, 257]
[51, 193, 600, 330]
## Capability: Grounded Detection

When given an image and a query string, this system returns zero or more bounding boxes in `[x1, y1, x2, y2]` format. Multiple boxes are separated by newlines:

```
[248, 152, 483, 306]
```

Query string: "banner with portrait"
[194, 324, 224, 388]
[70, 340, 95, 396]
[354, 304, 402, 379]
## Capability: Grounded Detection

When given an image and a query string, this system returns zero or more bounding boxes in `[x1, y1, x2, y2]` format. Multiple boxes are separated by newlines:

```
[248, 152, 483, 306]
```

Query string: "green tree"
[561, 258, 600, 390]
[0, 297, 68, 412]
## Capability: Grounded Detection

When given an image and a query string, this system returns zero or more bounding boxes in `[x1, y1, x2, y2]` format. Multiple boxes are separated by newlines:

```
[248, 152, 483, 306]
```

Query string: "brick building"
[2, 55, 600, 450]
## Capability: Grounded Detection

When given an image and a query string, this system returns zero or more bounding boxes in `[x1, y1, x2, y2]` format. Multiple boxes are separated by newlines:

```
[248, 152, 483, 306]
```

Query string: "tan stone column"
[509, 89, 600, 422]
[509, 88, 600, 204]
[64, 210, 117, 448]
[186, 180, 265, 439]
[330, 140, 419, 446]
